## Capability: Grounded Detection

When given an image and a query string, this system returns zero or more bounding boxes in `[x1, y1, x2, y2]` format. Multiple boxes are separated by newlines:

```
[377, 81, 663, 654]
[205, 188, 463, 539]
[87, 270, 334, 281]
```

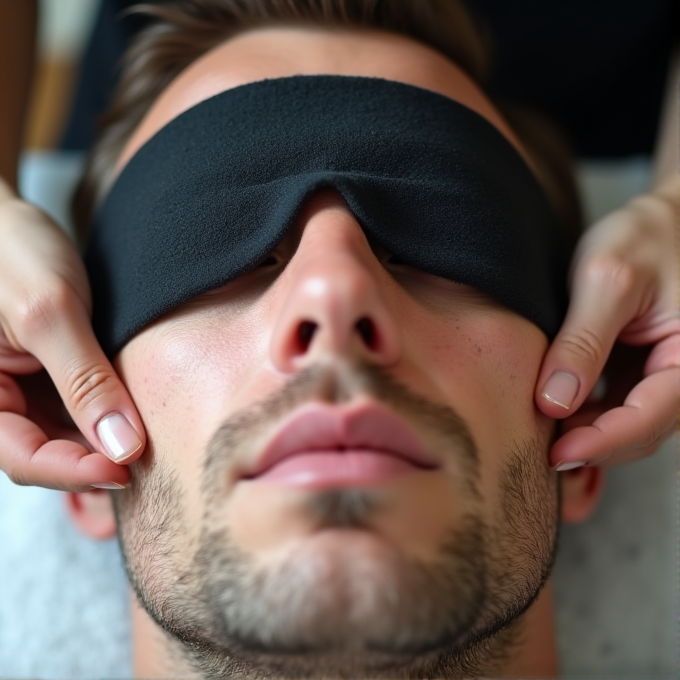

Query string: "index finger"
[13, 282, 146, 464]
[537, 253, 653, 419]
[549, 367, 680, 466]
[0, 411, 131, 491]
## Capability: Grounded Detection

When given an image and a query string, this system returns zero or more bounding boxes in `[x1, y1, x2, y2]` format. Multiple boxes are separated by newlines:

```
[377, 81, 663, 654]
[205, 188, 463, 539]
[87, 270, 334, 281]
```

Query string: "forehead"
[115, 26, 528, 175]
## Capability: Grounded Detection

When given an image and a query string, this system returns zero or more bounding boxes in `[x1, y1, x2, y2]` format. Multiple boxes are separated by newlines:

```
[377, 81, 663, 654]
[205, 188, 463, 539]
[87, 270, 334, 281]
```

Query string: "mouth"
[240, 401, 440, 488]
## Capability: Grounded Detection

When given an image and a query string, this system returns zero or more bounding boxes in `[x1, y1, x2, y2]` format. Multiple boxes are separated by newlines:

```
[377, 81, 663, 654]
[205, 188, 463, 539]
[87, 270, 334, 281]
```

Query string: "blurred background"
[24, 0, 99, 151]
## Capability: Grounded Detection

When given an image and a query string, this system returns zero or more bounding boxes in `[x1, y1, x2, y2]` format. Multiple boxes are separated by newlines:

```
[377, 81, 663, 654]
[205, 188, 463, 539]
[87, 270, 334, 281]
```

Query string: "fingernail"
[97, 413, 142, 463]
[554, 460, 586, 472]
[91, 482, 129, 490]
[541, 371, 579, 409]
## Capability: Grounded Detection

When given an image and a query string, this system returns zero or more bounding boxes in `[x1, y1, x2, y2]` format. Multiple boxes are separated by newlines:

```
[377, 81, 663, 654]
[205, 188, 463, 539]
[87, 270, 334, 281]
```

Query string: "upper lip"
[241, 401, 439, 480]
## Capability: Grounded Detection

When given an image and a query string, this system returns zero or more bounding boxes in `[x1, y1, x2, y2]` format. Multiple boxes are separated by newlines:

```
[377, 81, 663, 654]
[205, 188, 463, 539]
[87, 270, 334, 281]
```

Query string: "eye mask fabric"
[85, 75, 569, 357]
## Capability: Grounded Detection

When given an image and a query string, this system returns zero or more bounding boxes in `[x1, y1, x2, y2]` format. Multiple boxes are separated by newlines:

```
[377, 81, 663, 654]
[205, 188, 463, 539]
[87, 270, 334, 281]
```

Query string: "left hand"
[535, 181, 680, 469]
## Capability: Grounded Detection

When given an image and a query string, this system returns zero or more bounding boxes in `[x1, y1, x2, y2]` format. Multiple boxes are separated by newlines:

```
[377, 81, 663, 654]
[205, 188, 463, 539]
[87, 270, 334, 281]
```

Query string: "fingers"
[644, 332, 680, 375]
[536, 254, 651, 417]
[0, 412, 131, 492]
[0, 343, 43, 373]
[0, 372, 27, 414]
[0, 187, 146, 491]
[10, 282, 146, 466]
[603, 421, 677, 466]
[549, 367, 680, 468]
[0, 371, 132, 491]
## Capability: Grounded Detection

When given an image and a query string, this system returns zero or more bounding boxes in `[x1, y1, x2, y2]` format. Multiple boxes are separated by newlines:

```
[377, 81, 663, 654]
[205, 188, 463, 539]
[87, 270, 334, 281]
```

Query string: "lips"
[241, 402, 439, 483]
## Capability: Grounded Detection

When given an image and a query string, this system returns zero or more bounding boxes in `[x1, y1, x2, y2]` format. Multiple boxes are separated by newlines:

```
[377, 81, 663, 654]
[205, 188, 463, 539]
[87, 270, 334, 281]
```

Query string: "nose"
[269, 196, 401, 373]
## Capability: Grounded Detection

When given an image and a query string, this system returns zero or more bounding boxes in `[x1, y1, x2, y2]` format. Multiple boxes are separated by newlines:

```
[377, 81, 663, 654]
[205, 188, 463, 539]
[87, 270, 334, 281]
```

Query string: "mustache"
[202, 360, 480, 500]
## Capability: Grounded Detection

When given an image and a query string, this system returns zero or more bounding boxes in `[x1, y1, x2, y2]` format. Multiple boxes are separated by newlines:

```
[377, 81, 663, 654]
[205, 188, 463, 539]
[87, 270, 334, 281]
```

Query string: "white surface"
[0, 152, 676, 678]
[554, 437, 678, 677]
[0, 480, 132, 678]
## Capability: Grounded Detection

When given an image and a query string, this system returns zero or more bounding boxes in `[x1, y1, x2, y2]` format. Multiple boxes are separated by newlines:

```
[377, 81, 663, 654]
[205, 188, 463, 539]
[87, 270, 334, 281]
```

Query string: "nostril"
[297, 320, 318, 352]
[355, 317, 376, 350]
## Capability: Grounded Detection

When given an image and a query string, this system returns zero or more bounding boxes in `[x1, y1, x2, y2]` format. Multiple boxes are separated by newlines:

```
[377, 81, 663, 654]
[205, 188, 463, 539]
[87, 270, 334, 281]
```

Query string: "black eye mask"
[85, 75, 569, 357]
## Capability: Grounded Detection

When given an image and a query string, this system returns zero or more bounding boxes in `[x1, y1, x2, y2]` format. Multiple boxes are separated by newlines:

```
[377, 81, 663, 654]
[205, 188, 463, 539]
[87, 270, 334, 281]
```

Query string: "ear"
[64, 489, 118, 540]
[559, 465, 604, 524]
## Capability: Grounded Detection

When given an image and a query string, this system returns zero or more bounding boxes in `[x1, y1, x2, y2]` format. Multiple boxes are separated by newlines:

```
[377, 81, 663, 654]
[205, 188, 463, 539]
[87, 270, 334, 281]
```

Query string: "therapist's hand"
[0, 178, 145, 491]
[536, 181, 679, 469]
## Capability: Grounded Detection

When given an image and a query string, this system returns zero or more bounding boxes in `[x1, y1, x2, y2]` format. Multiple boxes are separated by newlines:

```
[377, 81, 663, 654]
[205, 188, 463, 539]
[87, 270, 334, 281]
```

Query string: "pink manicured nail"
[96, 413, 142, 463]
[91, 482, 128, 490]
[541, 371, 579, 409]
[554, 461, 585, 472]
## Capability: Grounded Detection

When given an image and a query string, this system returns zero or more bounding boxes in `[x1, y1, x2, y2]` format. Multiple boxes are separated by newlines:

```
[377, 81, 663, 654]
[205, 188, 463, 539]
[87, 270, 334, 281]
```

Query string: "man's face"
[111, 28, 559, 678]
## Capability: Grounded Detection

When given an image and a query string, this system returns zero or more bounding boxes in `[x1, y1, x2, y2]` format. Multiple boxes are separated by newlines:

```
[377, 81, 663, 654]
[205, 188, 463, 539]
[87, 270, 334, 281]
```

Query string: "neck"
[130, 579, 558, 679]
[499, 578, 559, 677]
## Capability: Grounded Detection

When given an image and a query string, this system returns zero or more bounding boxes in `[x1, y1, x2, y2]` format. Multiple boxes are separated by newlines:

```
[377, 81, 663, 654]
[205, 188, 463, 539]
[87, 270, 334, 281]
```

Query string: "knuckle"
[559, 327, 606, 367]
[4, 456, 28, 486]
[668, 340, 680, 369]
[636, 416, 665, 451]
[634, 437, 662, 461]
[14, 279, 73, 335]
[638, 445, 659, 460]
[641, 428, 660, 449]
[65, 361, 117, 413]
[581, 255, 636, 300]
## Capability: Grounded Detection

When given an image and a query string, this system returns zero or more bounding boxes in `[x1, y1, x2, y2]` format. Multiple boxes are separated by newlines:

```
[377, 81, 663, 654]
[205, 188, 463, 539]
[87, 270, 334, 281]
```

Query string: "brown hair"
[73, 0, 581, 246]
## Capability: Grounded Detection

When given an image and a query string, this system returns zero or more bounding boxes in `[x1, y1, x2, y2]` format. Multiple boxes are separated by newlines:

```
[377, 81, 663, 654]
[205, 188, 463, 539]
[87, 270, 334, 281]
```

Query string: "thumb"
[18, 287, 146, 463]
[536, 257, 643, 417]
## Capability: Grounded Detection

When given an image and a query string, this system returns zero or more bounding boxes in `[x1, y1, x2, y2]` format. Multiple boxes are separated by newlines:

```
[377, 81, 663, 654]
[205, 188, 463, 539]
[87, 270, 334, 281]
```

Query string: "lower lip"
[248, 451, 423, 487]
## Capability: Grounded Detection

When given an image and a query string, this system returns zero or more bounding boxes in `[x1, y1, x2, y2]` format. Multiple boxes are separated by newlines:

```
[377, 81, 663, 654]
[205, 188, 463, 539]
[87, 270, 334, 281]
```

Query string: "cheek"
[410, 310, 547, 419]
[461, 314, 548, 435]
[406, 310, 551, 497]
[114, 314, 270, 502]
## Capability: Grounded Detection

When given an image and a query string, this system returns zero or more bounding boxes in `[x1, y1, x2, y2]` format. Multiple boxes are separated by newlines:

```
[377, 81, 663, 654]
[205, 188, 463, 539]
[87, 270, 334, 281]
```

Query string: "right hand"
[536, 181, 679, 469]
[0, 178, 145, 492]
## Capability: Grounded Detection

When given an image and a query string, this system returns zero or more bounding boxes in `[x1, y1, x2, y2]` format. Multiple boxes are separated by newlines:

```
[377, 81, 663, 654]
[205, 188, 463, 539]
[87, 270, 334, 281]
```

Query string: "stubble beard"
[112, 361, 559, 679]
